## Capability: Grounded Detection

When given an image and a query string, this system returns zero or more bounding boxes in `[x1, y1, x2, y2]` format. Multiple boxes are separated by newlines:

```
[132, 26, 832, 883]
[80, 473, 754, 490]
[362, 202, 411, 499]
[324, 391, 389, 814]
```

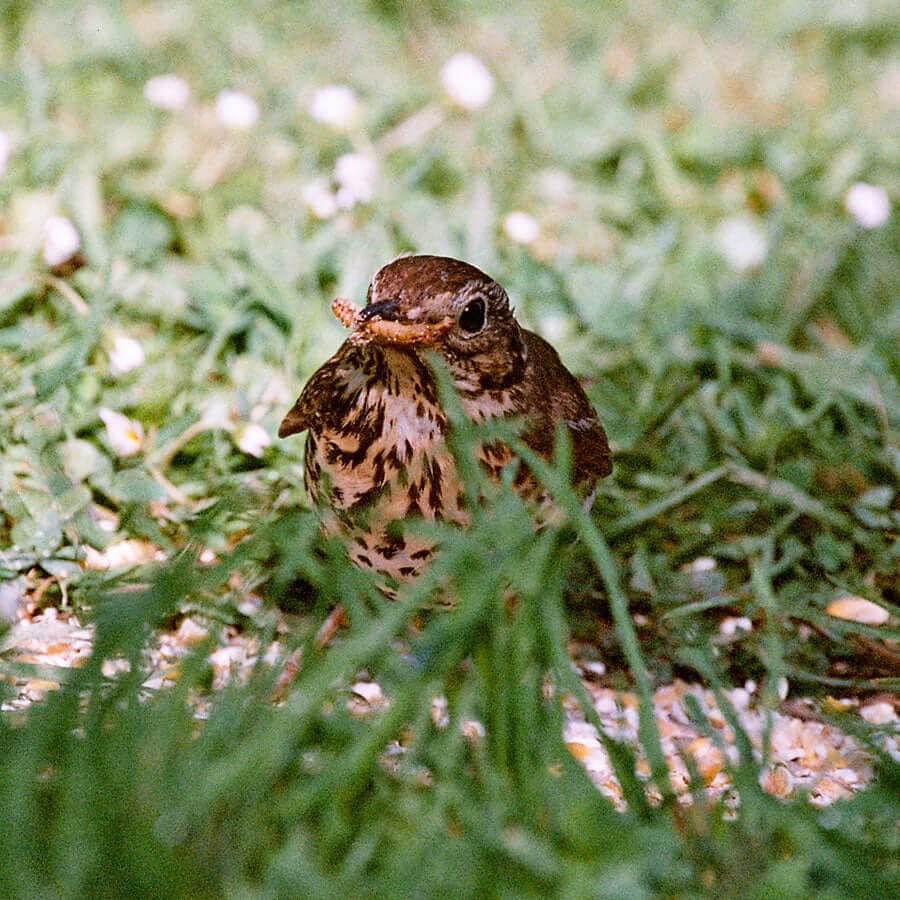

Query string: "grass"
[0, 0, 898, 895]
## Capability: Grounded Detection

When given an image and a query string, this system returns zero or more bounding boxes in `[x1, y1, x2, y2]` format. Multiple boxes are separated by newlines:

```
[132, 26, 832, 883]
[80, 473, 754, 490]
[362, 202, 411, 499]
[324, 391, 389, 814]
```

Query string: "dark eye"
[458, 297, 486, 333]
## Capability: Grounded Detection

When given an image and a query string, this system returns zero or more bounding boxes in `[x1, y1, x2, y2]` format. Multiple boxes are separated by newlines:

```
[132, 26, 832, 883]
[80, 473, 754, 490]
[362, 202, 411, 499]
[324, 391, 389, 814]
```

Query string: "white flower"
[335, 187, 357, 210]
[302, 178, 339, 220]
[714, 215, 768, 272]
[777, 676, 789, 700]
[236, 423, 271, 457]
[42, 216, 81, 267]
[143, 74, 190, 111]
[687, 556, 717, 574]
[440, 52, 495, 110]
[108, 335, 145, 375]
[99, 407, 144, 456]
[333, 152, 377, 205]
[719, 616, 753, 638]
[503, 211, 540, 245]
[0, 131, 10, 176]
[844, 182, 890, 229]
[216, 90, 260, 130]
[309, 84, 359, 128]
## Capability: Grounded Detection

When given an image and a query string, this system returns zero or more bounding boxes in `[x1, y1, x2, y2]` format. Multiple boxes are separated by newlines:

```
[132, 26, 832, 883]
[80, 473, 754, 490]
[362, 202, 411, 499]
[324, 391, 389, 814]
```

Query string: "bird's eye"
[458, 297, 486, 333]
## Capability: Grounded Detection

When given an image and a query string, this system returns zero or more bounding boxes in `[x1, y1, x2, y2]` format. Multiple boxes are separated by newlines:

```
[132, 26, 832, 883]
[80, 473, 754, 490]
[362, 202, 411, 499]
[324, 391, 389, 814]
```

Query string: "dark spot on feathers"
[351, 484, 385, 509]
[375, 531, 405, 560]
[427, 457, 443, 511]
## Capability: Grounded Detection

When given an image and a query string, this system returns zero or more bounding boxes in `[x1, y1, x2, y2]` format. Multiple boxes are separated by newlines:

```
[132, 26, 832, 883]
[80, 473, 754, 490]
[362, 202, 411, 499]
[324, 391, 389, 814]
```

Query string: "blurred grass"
[0, 0, 898, 895]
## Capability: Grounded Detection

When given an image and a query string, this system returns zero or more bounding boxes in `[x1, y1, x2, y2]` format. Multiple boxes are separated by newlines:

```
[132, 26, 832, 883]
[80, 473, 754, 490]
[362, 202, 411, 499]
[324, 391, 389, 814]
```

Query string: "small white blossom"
[503, 210, 540, 245]
[42, 216, 81, 267]
[108, 335, 145, 375]
[333, 152, 377, 205]
[144, 74, 190, 111]
[581, 660, 607, 677]
[309, 84, 359, 128]
[844, 182, 890, 229]
[216, 90, 260, 130]
[302, 178, 339, 220]
[99, 407, 144, 456]
[441, 52, 495, 110]
[236, 423, 271, 457]
[777, 676, 789, 701]
[687, 556, 717, 574]
[335, 187, 357, 211]
[719, 616, 753, 638]
[715, 215, 768, 272]
[0, 131, 10, 176]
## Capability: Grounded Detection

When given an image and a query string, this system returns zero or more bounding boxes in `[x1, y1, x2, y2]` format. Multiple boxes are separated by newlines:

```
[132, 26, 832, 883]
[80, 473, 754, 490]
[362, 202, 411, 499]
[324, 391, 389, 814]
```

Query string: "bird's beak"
[358, 298, 401, 322]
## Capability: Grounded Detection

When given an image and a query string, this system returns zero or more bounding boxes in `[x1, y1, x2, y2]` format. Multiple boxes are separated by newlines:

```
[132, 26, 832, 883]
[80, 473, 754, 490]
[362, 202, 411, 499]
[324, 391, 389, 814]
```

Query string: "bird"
[279, 254, 611, 587]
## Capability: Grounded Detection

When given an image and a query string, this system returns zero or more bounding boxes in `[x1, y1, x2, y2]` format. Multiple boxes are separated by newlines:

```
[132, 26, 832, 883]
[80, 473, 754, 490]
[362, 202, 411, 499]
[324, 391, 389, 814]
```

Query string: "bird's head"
[353, 255, 526, 391]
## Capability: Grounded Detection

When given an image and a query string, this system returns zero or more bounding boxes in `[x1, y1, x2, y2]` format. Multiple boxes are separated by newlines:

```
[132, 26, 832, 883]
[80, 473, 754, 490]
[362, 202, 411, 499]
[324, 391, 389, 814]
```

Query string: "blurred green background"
[0, 1, 898, 896]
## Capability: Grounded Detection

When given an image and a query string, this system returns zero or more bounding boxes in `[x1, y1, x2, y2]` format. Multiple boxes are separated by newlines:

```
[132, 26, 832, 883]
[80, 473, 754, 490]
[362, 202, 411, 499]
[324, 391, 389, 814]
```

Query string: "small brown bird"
[279, 255, 611, 585]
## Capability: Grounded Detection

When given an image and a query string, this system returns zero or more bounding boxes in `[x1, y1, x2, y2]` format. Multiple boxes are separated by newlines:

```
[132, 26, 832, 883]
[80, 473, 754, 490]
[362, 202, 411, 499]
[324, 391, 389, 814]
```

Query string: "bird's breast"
[303, 349, 471, 582]
[304, 351, 456, 516]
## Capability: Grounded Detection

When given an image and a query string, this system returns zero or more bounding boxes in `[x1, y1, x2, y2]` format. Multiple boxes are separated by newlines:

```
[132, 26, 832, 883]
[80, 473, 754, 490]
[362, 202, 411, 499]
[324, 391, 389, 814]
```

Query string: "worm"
[331, 297, 362, 328]
[331, 297, 453, 346]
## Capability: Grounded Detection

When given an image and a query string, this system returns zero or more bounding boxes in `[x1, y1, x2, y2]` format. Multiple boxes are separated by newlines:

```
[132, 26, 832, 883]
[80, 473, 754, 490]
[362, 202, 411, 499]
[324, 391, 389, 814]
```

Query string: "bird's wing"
[565, 414, 612, 480]
[521, 331, 612, 482]
[278, 345, 354, 438]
